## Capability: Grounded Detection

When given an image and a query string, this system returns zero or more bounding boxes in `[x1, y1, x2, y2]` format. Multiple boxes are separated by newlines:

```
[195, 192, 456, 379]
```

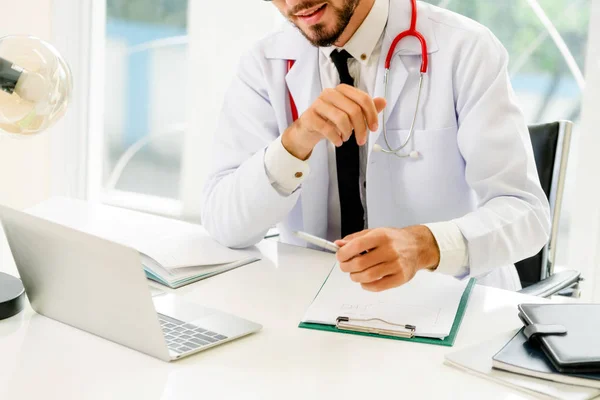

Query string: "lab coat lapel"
[286, 49, 329, 237]
[285, 47, 321, 126]
[370, 40, 409, 155]
[267, 27, 329, 237]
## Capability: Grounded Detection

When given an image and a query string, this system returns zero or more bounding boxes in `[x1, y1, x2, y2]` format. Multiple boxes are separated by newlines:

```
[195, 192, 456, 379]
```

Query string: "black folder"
[493, 328, 600, 388]
[518, 304, 600, 374]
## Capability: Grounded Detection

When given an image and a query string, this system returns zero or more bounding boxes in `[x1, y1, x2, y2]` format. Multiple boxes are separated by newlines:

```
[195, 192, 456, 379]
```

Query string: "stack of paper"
[26, 197, 259, 288]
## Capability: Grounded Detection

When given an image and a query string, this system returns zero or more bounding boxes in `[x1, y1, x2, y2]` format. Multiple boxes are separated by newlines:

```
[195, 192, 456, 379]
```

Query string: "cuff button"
[294, 172, 303, 178]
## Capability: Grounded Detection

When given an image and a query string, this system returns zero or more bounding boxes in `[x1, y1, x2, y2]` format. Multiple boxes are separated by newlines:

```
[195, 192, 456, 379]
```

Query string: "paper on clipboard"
[301, 266, 469, 339]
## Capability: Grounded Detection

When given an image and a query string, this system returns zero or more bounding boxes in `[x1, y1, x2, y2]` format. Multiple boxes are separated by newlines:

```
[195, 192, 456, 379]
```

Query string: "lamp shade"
[0, 35, 72, 135]
[0, 36, 73, 320]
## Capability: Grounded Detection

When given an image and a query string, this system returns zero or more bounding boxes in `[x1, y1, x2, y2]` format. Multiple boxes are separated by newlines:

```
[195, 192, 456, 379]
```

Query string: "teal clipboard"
[299, 277, 475, 347]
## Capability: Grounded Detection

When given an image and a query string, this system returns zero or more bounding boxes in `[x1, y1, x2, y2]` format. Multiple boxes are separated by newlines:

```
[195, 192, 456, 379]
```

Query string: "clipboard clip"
[336, 316, 416, 338]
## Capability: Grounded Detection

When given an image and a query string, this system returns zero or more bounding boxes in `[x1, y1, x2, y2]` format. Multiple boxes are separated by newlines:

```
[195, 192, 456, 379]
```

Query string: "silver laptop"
[0, 204, 262, 362]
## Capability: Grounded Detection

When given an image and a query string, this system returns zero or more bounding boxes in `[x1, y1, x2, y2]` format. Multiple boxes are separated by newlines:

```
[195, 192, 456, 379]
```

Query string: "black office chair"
[516, 121, 582, 298]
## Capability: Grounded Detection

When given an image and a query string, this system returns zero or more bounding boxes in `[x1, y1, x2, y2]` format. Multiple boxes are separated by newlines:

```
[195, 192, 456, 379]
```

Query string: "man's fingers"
[373, 97, 387, 113]
[311, 111, 344, 147]
[340, 246, 393, 274]
[361, 271, 410, 292]
[321, 89, 368, 145]
[314, 97, 353, 142]
[336, 85, 379, 134]
[321, 89, 367, 143]
[335, 230, 369, 249]
[336, 230, 384, 262]
[343, 230, 370, 242]
[349, 261, 397, 283]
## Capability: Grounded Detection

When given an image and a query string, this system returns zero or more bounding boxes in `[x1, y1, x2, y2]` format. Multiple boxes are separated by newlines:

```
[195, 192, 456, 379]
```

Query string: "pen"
[293, 231, 340, 253]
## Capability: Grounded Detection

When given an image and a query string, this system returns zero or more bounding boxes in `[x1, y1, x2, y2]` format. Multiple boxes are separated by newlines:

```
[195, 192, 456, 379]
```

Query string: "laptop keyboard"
[158, 313, 228, 354]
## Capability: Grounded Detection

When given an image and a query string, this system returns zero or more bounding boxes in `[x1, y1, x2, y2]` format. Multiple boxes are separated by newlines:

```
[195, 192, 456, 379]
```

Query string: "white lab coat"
[202, 0, 551, 290]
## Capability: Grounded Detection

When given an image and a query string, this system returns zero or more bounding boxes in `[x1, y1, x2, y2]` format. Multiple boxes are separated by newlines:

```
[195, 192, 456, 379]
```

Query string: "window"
[73, 0, 281, 218]
[427, 0, 589, 123]
[101, 0, 189, 214]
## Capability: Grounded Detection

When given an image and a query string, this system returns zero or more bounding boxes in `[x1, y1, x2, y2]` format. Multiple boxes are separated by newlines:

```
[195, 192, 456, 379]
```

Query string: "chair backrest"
[515, 121, 572, 288]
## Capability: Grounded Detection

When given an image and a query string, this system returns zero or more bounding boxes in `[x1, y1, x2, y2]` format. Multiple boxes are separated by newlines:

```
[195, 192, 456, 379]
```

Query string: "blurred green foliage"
[106, 0, 590, 74]
[107, 0, 188, 29]
[423, 0, 591, 74]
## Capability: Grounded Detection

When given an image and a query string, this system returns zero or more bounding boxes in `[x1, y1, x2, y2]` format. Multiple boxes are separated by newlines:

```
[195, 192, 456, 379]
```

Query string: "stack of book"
[445, 304, 600, 400]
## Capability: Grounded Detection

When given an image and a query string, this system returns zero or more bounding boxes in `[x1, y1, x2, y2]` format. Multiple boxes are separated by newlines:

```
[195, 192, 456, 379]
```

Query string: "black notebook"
[518, 304, 600, 374]
[492, 328, 600, 388]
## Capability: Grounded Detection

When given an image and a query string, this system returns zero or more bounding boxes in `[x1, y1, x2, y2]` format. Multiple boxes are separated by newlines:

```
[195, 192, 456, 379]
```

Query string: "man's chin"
[299, 25, 341, 47]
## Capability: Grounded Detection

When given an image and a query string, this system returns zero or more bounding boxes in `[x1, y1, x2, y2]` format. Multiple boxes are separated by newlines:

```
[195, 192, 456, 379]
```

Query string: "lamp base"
[0, 272, 25, 320]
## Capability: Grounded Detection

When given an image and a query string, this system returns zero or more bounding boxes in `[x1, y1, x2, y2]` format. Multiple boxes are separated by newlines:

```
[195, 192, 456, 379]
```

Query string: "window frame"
[50, 0, 96, 200]
[52, 0, 283, 220]
[52, 0, 188, 218]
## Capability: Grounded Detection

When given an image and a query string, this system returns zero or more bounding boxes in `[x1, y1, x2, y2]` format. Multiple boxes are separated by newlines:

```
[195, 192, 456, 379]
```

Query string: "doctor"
[202, 0, 551, 291]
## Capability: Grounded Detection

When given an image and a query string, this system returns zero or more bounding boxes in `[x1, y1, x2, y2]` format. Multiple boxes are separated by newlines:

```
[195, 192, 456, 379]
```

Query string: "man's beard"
[289, 0, 360, 47]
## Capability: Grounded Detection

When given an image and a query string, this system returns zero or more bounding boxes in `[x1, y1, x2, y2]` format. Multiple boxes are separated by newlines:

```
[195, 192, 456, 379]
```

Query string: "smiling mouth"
[294, 3, 327, 18]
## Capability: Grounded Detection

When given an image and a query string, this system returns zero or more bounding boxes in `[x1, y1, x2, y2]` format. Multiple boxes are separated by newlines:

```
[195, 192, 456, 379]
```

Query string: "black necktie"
[330, 50, 364, 237]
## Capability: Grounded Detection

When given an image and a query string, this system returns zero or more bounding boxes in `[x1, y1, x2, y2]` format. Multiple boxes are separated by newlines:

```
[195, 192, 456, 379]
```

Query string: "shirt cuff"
[264, 136, 311, 196]
[424, 221, 469, 278]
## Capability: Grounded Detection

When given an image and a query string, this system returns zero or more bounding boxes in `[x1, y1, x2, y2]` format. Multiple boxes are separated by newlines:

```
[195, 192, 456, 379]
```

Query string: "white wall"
[0, 0, 53, 209]
[567, 1, 600, 301]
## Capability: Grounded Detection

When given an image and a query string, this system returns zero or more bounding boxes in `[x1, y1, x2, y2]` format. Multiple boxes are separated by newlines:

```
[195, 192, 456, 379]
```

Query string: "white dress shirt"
[264, 0, 469, 277]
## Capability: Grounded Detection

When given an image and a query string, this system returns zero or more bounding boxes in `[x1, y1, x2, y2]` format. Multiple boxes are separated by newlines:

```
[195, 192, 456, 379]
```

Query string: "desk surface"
[0, 240, 550, 400]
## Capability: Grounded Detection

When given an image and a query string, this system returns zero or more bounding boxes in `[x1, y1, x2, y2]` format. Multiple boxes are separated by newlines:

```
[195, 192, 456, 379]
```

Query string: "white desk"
[0, 240, 550, 400]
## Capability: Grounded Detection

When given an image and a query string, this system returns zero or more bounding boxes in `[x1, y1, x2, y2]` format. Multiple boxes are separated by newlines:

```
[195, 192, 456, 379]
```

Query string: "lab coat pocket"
[382, 126, 459, 163]
[383, 126, 471, 224]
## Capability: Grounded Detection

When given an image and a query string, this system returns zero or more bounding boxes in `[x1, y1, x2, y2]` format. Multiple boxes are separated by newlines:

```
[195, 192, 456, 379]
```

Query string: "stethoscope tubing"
[286, 0, 428, 159]
[380, 70, 425, 158]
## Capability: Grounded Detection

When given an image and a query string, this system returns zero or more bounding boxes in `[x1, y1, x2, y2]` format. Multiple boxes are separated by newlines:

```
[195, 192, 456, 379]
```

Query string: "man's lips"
[294, 3, 327, 25]
[294, 3, 326, 17]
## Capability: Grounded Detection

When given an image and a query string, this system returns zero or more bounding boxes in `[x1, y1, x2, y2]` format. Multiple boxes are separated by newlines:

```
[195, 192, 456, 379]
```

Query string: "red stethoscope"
[288, 0, 428, 158]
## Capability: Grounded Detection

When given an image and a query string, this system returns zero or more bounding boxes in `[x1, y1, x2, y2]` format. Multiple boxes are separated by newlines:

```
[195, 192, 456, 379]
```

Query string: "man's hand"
[281, 84, 387, 160]
[335, 226, 441, 292]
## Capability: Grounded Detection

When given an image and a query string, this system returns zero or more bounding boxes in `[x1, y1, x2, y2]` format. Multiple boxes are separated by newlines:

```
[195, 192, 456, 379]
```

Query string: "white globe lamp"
[0, 35, 72, 320]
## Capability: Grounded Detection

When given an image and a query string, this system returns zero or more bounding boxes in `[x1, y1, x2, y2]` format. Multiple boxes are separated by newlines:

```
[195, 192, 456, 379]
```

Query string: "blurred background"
[104, 0, 188, 200]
